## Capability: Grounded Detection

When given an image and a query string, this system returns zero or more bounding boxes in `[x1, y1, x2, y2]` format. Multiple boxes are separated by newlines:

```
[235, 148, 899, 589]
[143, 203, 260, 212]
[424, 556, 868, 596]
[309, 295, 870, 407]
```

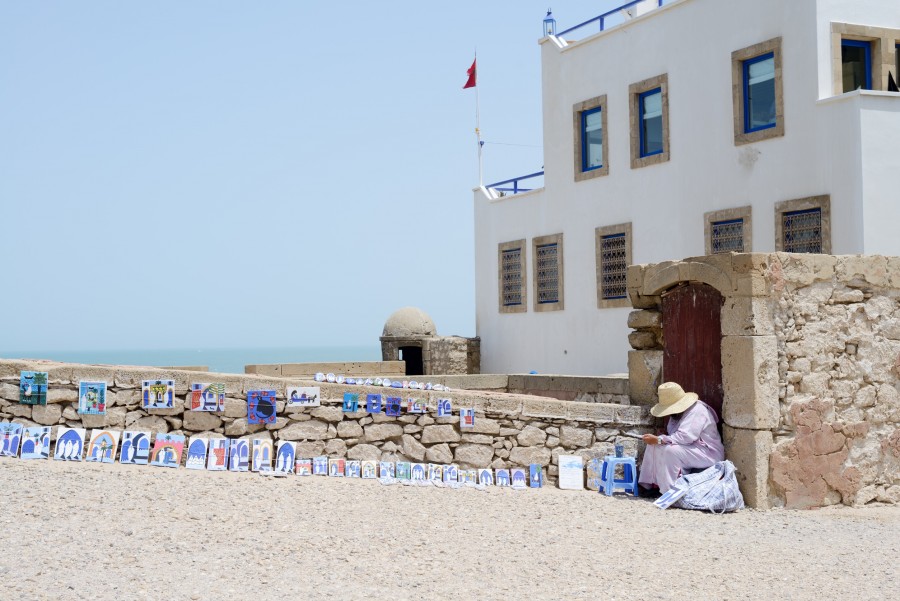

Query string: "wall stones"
[454, 443, 494, 467]
[278, 420, 328, 441]
[420, 425, 460, 444]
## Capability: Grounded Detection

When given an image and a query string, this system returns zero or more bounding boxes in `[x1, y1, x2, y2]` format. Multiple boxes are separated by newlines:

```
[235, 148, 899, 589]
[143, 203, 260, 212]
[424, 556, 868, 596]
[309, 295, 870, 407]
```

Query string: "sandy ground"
[0, 459, 897, 601]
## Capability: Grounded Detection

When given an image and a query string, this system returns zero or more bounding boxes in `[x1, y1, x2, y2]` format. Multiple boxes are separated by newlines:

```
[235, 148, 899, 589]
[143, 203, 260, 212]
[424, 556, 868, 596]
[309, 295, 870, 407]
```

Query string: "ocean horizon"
[0, 345, 383, 376]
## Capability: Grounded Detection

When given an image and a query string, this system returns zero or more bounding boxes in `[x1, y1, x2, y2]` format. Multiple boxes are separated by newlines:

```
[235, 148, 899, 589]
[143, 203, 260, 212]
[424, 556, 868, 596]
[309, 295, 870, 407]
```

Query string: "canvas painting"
[428, 464, 443, 482]
[276, 441, 295, 474]
[229, 439, 250, 472]
[406, 398, 427, 414]
[365, 394, 382, 414]
[85, 430, 120, 463]
[19, 371, 48, 405]
[457, 470, 466, 484]
[465, 470, 478, 485]
[411, 463, 427, 481]
[0, 423, 23, 457]
[142, 379, 175, 409]
[495, 469, 510, 487]
[345, 460, 361, 478]
[54, 427, 86, 461]
[150, 433, 185, 468]
[342, 393, 359, 413]
[78, 381, 107, 415]
[396, 461, 411, 480]
[328, 458, 345, 477]
[478, 468, 494, 486]
[247, 390, 277, 425]
[295, 459, 313, 476]
[558, 455, 585, 490]
[586, 458, 604, 492]
[252, 438, 274, 472]
[120, 431, 151, 465]
[443, 465, 458, 484]
[191, 383, 225, 412]
[511, 467, 528, 489]
[530, 464, 543, 488]
[287, 386, 320, 408]
[361, 460, 377, 479]
[313, 456, 328, 475]
[184, 438, 209, 470]
[385, 397, 402, 417]
[379, 461, 395, 479]
[459, 408, 475, 429]
[437, 398, 452, 417]
[19, 426, 51, 460]
[207, 438, 230, 471]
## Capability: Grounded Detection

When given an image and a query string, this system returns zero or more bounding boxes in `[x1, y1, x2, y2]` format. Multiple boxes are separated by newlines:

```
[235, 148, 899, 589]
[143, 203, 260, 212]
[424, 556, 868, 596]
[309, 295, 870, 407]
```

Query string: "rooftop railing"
[486, 171, 544, 195]
[557, 0, 671, 41]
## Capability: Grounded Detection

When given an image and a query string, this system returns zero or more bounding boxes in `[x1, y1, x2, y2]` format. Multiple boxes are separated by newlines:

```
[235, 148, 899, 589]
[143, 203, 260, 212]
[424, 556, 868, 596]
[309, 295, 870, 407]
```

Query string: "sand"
[0, 458, 897, 601]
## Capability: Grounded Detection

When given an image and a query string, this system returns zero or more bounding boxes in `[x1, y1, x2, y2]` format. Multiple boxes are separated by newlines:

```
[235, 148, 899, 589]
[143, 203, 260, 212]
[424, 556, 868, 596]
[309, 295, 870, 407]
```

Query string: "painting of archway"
[186, 438, 208, 470]
[252, 439, 273, 472]
[0, 423, 23, 457]
[229, 440, 250, 472]
[20, 426, 51, 460]
[54, 427, 86, 461]
[86, 430, 120, 464]
[120, 431, 151, 465]
[150, 433, 185, 468]
[207, 438, 230, 471]
[275, 441, 295, 474]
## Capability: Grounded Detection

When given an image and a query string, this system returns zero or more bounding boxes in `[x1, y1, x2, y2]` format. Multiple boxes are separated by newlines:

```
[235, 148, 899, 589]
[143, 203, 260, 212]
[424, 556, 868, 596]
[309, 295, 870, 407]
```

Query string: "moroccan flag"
[463, 58, 477, 89]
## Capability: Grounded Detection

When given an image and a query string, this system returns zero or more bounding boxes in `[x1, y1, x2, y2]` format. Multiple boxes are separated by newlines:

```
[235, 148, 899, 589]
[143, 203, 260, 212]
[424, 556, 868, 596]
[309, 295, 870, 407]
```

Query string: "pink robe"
[638, 400, 725, 493]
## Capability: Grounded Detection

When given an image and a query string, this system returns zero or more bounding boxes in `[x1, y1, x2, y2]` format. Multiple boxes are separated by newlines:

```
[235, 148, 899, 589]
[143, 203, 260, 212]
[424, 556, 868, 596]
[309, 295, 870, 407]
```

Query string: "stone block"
[722, 296, 774, 337]
[82, 413, 109, 428]
[47, 389, 78, 404]
[627, 309, 661, 330]
[294, 441, 325, 457]
[310, 406, 344, 423]
[723, 425, 772, 509]
[183, 411, 223, 432]
[615, 405, 653, 426]
[566, 403, 616, 423]
[277, 420, 329, 441]
[508, 446, 551, 466]
[7, 404, 32, 418]
[363, 423, 404, 442]
[480, 398, 522, 417]
[421, 425, 461, 444]
[324, 439, 347, 456]
[628, 331, 658, 350]
[460, 433, 493, 444]
[722, 336, 779, 429]
[133, 415, 168, 436]
[516, 425, 547, 447]
[522, 399, 567, 420]
[346, 443, 381, 461]
[454, 443, 494, 467]
[469, 417, 500, 435]
[401, 434, 426, 461]
[223, 398, 247, 418]
[425, 443, 454, 464]
[31, 404, 62, 425]
[559, 425, 592, 448]
[628, 350, 662, 406]
[106, 407, 127, 428]
[337, 421, 364, 438]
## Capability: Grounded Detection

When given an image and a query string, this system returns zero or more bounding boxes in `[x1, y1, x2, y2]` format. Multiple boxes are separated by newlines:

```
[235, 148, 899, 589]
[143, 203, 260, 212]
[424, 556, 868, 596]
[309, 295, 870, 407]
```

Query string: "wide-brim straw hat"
[651, 382, 699, 418]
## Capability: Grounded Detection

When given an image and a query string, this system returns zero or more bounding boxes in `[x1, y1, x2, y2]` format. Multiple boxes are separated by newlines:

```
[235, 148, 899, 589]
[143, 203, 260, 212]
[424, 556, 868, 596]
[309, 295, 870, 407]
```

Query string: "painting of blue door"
[20, 426, 51, 460]
[1, 423, 23, 457]
[120, 431, 151, 465]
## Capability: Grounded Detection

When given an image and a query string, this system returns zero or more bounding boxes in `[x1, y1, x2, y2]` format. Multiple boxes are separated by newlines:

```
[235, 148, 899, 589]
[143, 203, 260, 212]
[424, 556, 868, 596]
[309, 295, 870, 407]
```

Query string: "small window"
[629, 74, 668, 168]
[498, 240, 527, 314]
[532, 233, 564, 312]
[639, 88, 663, 157]
[842, 40, 872, 92]
[732, 38, 783, 145]
[775, 196, 831, 254]
[743, 53, 776, 133]
[573, 95, 608, 181]
[705, 206, 751, 255]
[595, 223, 633, 309]
[582, 107, 604, 171]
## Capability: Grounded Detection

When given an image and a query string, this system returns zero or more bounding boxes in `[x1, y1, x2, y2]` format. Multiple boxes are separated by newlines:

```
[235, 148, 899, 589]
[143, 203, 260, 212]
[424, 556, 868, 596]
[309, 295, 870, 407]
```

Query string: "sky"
[0, 1, 623, 354]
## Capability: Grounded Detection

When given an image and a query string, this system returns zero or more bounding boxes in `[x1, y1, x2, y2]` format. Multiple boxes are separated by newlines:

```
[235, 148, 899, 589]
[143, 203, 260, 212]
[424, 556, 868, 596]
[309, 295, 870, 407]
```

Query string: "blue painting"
[20, 426, 51, 460]
[361, 461, 377, 479]
[229, 439, 250, 472]
[511, 467, 528, 489]
[529, 464, 543, 488]
[459, 408, 475, 429]
[150, 433, 185, 468]
[54, 427, 86, 461]
[142, 379, 175, 409]
[86, 430, 120, 463]
[443, 465, 458, 483]
[495, 469, 510, 487]
[411, 463, 427, 481]
[406, 398, 426, 414]
[247, 390, 277, 425]
[385, 396, 402, 417]
[465, 470, 477, 485]
[19, 371, 48, 405]
[0, 423, 23, 457]
[78, 381, 107, 415]
[346, 460, 361, 478]
[437, 398, 452, 417]
[185, 438, 208, 470]
[207, 438, 230, 471]
[276, 441, 295, 474]
[365, 394, 382, 414]
[379, 461, 394, 479]
[478, 468, 494, 486]
[191, 383, 225, 412]
[428, 464, 443, 482]
[120, 431, 151, 465]
[342, 393, 359, 413]
[312, 456, 328, 475]
[252, 438, 273, 472]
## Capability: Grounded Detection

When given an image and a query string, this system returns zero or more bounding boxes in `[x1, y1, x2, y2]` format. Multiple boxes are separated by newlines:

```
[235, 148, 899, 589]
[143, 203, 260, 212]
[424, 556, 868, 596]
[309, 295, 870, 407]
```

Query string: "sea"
[1, 346, 382, 375]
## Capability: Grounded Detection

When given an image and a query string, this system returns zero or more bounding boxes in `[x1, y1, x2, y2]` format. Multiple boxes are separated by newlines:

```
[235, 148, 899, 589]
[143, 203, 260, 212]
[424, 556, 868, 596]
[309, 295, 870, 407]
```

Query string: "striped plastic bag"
[672, 460, 745, 514]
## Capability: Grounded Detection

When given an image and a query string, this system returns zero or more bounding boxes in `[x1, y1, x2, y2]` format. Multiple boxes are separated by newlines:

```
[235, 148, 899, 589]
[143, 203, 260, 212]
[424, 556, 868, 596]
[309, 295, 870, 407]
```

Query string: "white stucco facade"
[474, 0, 900, 376]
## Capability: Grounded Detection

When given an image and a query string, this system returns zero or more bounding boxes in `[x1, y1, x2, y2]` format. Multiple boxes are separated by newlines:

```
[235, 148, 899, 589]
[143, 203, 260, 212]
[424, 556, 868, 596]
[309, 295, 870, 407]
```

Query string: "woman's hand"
[642, 434, 661, 445]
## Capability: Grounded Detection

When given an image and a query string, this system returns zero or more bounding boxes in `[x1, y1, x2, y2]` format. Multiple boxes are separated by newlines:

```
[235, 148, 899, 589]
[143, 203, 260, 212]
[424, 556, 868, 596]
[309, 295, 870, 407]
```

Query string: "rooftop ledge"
[475, 185, 545, 202]
[817, 88, 900, 105]
[540, 0, 685, 50]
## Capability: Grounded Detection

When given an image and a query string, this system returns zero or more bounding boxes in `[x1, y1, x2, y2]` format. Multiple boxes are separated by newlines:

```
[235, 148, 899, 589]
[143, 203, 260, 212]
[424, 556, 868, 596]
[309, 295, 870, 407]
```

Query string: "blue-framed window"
[782, 208, 822, 253]
[841, 39, 872, 92]
[743, 53, 776, 133]
[639, 88, 663, 157]
[711, 218, 745, 254]
[581, 107, 603, 171]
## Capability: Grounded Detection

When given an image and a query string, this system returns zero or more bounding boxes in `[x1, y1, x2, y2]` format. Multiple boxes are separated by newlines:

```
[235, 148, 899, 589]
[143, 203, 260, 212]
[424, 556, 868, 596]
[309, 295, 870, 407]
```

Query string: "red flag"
[463, 58, 477, 89]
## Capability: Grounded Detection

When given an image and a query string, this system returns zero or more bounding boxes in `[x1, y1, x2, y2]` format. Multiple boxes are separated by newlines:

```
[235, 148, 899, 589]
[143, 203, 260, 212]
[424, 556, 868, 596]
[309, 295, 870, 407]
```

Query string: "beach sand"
[0, 458, 897, 600]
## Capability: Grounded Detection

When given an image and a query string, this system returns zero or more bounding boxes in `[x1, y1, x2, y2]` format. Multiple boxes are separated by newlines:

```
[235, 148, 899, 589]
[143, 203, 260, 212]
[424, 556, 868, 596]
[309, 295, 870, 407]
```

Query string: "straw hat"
[651, 382, 699, 417]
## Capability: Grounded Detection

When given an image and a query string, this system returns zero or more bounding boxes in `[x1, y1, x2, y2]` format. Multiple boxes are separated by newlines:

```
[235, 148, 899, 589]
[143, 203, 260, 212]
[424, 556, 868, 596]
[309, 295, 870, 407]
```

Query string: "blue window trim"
[638, 87, 663, 158]
[581, 106, 603, 172]
[842, 39, 872, 90]
[600, 232, 627, 300]
[742, 52, 776, 134]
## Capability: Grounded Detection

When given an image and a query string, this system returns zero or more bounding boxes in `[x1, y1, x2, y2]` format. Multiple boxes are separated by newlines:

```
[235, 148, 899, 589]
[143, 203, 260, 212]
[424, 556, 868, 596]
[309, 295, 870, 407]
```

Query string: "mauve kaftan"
[638, 400, 725, 493]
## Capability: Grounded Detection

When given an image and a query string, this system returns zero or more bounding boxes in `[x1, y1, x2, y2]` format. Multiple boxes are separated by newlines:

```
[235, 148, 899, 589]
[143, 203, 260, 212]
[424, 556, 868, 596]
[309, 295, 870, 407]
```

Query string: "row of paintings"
[305, 458, 542, 488]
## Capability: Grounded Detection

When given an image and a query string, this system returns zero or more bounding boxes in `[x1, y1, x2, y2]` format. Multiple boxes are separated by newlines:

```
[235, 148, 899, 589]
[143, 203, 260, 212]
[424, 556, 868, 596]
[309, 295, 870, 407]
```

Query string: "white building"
[473, 0, 900, 376]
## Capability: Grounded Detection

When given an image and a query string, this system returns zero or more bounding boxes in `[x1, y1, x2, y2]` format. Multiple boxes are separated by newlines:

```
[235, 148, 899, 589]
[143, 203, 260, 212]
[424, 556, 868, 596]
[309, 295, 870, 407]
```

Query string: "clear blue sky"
[0, 1, 619, 353]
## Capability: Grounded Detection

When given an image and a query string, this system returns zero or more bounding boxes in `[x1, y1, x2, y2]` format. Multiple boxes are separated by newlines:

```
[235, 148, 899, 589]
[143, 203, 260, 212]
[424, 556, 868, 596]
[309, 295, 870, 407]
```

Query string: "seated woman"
[639, 382, 725, 494]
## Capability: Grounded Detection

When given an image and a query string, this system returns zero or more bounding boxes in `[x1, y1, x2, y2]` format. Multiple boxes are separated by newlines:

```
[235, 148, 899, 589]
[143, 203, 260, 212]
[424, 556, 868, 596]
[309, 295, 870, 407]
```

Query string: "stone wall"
[0, 359, 652, 482]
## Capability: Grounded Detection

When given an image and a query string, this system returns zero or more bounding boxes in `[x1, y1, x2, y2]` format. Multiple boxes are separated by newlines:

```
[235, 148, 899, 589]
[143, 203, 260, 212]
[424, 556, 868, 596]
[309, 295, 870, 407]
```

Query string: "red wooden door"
[661, 283, 724, 421]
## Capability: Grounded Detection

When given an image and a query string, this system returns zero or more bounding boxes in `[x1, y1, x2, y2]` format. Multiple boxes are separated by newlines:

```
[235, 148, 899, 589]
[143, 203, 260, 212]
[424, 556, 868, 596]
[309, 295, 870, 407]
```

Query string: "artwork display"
[428, 464, 443, 482]
[185, 438, 209, 469]
[478, 468, 494, 486]
[586, 458, 604, 492]
[443, 465, 458, 483]
[191, 383, 225, 412]
[207, 438, 230, 471]
[276, 441, 295, 474]
[459, 408, 475, 429]
[19, 371, 48, 405]
[342, 393, 359, 413]
[313, 456, 328, 475]
[142, 379, 175, 409]
[407, 398, 427, 414]
[85, 430, 120, 463]
[437, 398, 452, 417]
[411, 463, 427, 481]
[78, 381, 107, 415]
[19, 426, 51, 460]
[0, 423, 23, 457]
[379, 461, 394, 479]
[354, 460, 373, 479]
[345, 460, 361, 478]
[252, 438, 274, 472]
[396, 462, 411, 480]
[385, 397, 403, 417]
[54, 427, 86, 461]
[464, 470, 477, 485]
[295, 459, 313, 476]
[120, 431, 151, 465]
[530, 464, 543, 488]
[511, 468, 528, 489]
[229, 439, 250, 472]
[247, 390, 277, 425]
[328, 458, 345, 477]
[150, 433, 185, 468]
[495, 469, 510, 487]
[287, 386, 320, 407]
[558, 455, 585, 490]
[365, 394, 382, 414]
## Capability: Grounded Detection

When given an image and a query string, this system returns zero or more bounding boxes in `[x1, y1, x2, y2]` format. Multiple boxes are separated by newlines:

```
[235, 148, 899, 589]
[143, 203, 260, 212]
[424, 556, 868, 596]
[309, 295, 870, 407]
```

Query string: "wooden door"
[661, 283, 724, 421]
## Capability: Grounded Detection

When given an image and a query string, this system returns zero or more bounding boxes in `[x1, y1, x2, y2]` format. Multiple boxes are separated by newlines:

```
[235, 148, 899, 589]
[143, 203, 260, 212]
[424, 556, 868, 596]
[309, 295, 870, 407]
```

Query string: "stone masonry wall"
[0, 359, 652, 482]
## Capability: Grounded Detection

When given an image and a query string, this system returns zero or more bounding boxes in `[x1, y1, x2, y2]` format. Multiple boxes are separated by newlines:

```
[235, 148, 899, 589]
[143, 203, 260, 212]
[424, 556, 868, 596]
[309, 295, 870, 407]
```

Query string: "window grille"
[711, 218, 745, 253]
[501, 248, 523, 306]
[782, 209, 822, 253]
[600, 233, 628, 299]
[535, 243, 559, 304]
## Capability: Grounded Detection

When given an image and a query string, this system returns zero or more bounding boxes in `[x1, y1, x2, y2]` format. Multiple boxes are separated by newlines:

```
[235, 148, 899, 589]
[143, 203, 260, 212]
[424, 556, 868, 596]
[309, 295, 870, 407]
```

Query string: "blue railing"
[486, 171, 544, 195]
[557, 0, 668, 40]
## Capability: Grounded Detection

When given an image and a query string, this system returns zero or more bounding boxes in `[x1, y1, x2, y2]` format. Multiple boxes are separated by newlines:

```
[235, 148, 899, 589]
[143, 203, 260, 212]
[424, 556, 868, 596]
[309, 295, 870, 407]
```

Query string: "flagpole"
[474, 52, 483, 187]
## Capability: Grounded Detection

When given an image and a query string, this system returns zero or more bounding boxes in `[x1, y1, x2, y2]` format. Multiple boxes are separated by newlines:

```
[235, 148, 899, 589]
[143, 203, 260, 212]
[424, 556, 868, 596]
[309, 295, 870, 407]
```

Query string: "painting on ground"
[229, 439, 250, 472]
[396, 462, 411, 480]
[459, 408, 475, 429]
[78, 381, 107, 415]
[464, 470, 478, 484]
[120, 431, 151, 465]
[530, 464, 543, 488]
[385, 397, 402, 417]
[443, 465, 458, 484]
[295, 459, 312, 476]
[429, 464, 443, 482]
[191, 383, 225, 412]
[328, 458, 346, 477]
[252, 438, 273, 472]
[19, 371, 48, 405]
[247, 390, 277, 425]
[361, 461, 377, 479]
[411, 463, 427, 481]
[86, 430, 120, 463]
[511, 468, 528, 489]
[379, 461, 394, 479]
[287, 386, 320, 408]
[0, 423, 23, 457]
[366, 394, 382, 414]
[495, 469, 510, 487]
[558, 455, 585, 490]
[586, 458, 604, 492]
[437, 398, 452, 417]
[19, 426, 51, 460]
[276, 441, 295, 474]
[313, 456, 328, 475]
[150, 433, 185, 468]
[207, 438, 230, 471]
[54, 427, 86, 461]
[346, 460, 361, 478]
[342, 393, 359, 413]
[142, 379, 175, 409]
[478, 468, 493, 486]
[186, 438, 209, 469]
